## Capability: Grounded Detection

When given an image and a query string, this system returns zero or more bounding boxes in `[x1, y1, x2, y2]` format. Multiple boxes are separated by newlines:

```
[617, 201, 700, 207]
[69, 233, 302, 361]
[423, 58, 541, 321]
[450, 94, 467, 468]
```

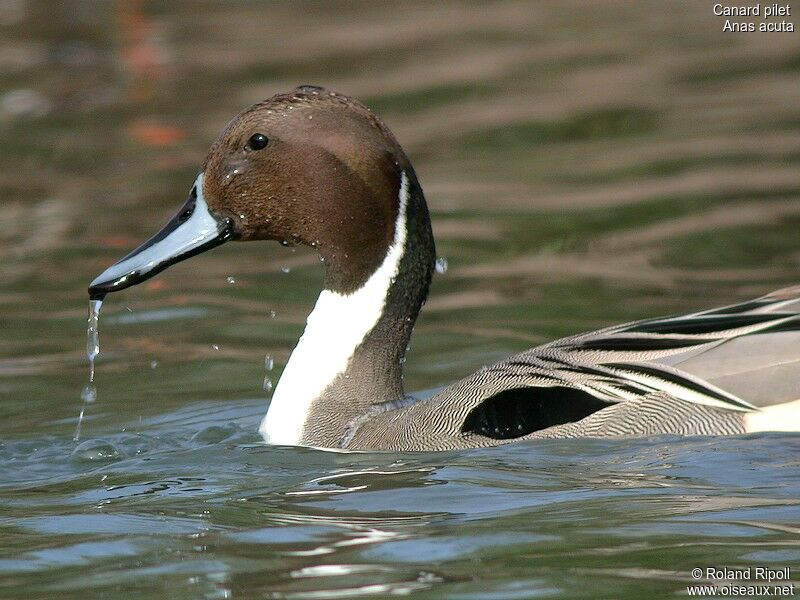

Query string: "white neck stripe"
[259, 172, 410, 446]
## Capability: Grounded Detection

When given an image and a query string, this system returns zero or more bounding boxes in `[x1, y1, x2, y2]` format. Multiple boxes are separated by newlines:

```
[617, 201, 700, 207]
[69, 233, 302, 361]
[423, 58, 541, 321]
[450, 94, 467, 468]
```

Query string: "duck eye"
[246, 133, 269, 151]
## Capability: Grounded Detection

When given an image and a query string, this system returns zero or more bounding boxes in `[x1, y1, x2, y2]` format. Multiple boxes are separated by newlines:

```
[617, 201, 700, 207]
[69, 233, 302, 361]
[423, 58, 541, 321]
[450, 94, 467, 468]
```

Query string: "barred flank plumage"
[346, 286, 800, 450]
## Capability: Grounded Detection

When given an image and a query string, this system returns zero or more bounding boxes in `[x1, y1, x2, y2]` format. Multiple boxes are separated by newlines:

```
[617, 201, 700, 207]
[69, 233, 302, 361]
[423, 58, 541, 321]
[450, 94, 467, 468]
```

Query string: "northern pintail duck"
[89, 86, 800, 450]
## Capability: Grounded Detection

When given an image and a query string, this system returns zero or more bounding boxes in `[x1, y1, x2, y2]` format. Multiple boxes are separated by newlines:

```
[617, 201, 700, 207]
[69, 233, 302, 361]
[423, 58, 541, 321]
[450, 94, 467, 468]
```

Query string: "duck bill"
[88, 173, 235, 300]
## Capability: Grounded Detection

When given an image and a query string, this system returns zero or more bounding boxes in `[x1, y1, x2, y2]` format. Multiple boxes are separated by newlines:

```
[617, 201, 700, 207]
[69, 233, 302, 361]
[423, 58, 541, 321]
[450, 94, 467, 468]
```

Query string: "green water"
[1, 1, 799, 598]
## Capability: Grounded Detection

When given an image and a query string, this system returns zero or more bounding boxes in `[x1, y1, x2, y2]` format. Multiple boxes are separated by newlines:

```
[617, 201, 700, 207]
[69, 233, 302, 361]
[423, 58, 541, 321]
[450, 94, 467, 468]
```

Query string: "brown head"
[89, 86, 427, 298]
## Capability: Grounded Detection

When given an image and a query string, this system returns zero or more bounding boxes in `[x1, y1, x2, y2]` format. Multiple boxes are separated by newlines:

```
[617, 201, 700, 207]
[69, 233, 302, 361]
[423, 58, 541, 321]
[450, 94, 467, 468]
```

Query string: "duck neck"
[259, 171, 435, 448]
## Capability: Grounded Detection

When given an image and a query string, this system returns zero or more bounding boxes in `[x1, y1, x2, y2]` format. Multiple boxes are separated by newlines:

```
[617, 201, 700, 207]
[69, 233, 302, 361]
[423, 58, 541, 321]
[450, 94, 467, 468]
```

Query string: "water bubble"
[281, 266, 291, 274]
[226, 276, 236, 284]
[80, 384, 97, 403]
[264, 354, 274, 371]
[71, 439, 122, 463]
[263, 376, 273, 395]
[435, 257, 448, 274]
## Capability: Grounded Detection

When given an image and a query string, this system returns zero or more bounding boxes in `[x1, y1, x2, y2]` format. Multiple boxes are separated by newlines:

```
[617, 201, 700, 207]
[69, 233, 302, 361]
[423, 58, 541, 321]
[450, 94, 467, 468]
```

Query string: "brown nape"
[201, 87, 412, 294]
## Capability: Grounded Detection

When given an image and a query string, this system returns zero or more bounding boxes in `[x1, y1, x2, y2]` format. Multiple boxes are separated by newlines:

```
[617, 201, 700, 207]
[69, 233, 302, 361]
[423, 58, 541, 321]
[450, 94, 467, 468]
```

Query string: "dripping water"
[263, 353, 274, 398]
[74, 298, 102, 441]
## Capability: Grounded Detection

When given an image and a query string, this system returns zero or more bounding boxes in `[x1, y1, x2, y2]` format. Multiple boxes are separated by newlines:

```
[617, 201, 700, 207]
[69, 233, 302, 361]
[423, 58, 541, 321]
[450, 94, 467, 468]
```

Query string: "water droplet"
[226, 276, 236, 284]
[212, 344, 220, 351]
[263, 376, 273, 395]
[80, 383, 97, 403]
[264, 354, 274, 371]
[150, 360, 158, 370]
[435, 257, 448, 274]
[281, 266, 291, 274]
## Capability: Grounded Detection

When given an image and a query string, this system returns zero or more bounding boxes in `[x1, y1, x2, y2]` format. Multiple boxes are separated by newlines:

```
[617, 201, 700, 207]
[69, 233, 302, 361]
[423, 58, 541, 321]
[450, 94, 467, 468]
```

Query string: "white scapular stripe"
[90, 173, 218, 289]
[259, 172, 411, 446]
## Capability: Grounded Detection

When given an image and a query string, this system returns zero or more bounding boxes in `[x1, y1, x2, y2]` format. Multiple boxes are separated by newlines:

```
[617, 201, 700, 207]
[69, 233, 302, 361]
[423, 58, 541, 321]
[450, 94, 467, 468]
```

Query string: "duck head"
[90, 86, 422, 298]
[89, 86, 436, 448]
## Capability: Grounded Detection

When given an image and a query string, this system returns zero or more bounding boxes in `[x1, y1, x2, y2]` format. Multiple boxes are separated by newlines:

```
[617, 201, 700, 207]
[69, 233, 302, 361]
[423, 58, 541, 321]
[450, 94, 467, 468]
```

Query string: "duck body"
[89, 86, 800, 451]
[345, 286, 800, 450]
